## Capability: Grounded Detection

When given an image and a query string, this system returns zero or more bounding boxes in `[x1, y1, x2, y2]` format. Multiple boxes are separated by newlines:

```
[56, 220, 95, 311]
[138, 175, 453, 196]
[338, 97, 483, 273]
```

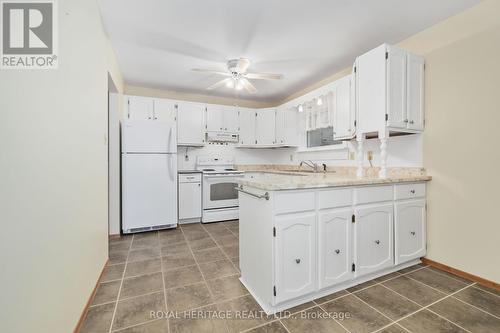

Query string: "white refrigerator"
[121, 120, 178, 233]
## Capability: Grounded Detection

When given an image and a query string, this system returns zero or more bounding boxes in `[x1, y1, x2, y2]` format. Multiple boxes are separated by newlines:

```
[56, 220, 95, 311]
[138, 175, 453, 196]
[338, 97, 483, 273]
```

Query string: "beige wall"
[397, 0, 500, 283]
[0, 0, 124, 332]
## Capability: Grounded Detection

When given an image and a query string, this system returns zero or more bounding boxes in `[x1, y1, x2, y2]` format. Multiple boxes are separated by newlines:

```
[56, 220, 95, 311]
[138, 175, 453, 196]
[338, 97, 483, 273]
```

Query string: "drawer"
[394, 183, 426, 200]
[179, 173, 201, 183]
[354, 185, 393, 205]
[275, 191, 315, 214]
[318, 188, 353, 209]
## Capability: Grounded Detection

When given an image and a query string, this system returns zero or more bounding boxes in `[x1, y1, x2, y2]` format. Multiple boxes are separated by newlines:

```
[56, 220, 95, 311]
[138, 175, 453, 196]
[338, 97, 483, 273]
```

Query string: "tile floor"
[80, 220, 500, 333]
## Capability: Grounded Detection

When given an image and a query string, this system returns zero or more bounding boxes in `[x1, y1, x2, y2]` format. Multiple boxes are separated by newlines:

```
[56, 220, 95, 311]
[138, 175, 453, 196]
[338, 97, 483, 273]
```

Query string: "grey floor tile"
[113, 292, 165, 331]
[355, 285, 421, 320]
[454, 286, 500, 317]
[346, 279, 378, 293]
[207, 228, 234, 238]
[321, 294, 392, 333]
[166, 282, 213, 312]
[377, 324, 408, 333]
[429, 296, 500, 333]
[217, 295, 271, 333]
[397, 263, 427, 275]
[246, 321, 288, 333]
[231, 257, 240, 271]
[120, 272, 163, 299]
[125, 258, 162, 278]
[168, 304, 226, 333]
[110, 240, 132, 252]
[160, 242, 190, 256]
[281, 306, 347, 333]
[114, 318, 169, 332]
[131, 234, 159, 250]
[427, 267, 473, 285]
[193, 247, 225, 264]
[159, 231, 186, 246]
[80, 302, 115, 333]
[101, 263, 125, 282]
[92, 280, 121, 305]
[198, 259, 238, 280]
[183, 230, 210, 242]
[213, 234, 238, 247]
[128, 247, 161, 262]
[407, 268, 469, 294]
[277, 301, 316, 317]
[314, 290, 350, 305]
[399, 309, 467, 333]
[188, 237, 217, 251]
[221, 244, 239, 258]
[164, 265, 203, 289]
[383, 275, 447, 306]
[207, 275, 248, 302]
[474, 284, 500, 297]
[109, 250, 129, 264]
[161, 252, 196, 270]
[374, 271, 402, 283]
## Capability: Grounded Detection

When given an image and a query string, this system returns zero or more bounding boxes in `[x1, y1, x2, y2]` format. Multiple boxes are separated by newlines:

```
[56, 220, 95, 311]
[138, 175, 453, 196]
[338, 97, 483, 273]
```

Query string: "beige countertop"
[236, 168, 431, 191]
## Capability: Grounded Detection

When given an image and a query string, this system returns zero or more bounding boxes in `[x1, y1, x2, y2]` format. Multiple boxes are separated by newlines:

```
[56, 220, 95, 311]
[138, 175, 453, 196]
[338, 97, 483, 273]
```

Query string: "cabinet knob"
[198, 184, 201, 187]
[409, 120, 414, 124]
[334, 249, 341, 254]
[410, 231, 416, 236]
[410, 189, 416, 194]
[404, 119, 408, 123]
[295, 259, 301, 264]
[374, 240, 380, 245]
[148, 117, 152, 119]
[154, 117, 157, 120]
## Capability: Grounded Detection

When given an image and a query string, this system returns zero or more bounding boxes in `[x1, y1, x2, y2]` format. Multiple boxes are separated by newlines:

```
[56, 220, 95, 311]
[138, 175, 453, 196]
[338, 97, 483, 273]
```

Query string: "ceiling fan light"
[226, 79, 234, 88]
[298, 105, 304, 113]
[235, 80, 243, 90]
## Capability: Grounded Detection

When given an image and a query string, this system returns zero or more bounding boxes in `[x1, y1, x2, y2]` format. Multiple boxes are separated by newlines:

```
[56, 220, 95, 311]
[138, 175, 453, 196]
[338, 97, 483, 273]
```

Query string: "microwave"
[206, 131, 239, 143]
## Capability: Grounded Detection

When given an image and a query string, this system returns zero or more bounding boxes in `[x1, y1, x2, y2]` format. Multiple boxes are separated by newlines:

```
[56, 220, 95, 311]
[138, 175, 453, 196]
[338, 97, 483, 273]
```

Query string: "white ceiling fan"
[191, 58, 283, 94]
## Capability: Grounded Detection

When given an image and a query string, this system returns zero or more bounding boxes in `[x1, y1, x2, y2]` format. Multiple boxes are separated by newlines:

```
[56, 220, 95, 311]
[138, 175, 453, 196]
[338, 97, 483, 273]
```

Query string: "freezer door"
[122, 153, 178, 232]
[122, 120, 177, 153]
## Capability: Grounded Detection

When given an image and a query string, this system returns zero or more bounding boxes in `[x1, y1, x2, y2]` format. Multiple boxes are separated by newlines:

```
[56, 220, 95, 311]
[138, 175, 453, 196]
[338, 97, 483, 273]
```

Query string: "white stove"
[196, 156, 244, 223]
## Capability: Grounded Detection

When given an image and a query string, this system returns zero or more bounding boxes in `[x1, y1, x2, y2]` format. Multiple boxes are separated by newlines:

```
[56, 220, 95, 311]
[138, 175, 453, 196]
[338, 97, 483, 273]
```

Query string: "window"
[307, 126, 344, 148]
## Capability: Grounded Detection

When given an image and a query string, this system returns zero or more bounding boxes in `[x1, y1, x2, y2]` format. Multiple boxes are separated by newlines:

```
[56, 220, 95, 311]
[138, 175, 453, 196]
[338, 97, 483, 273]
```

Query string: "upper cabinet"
[256, 109, 276, 145]
[126, 96, 176, 122]
[238, 108, 256, 145]
[355, 44, 425, 136]
[206, 105, 239, 133]
[276, 107, 300, 146]
[332, 75, 356, 140]
[153, 99, 177, 122]
[177, 101, 205, 146]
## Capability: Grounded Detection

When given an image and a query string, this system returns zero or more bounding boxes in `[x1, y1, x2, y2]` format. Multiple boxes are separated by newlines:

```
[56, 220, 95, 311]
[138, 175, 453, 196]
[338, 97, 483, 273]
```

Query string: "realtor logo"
[1, 0, 58, 69]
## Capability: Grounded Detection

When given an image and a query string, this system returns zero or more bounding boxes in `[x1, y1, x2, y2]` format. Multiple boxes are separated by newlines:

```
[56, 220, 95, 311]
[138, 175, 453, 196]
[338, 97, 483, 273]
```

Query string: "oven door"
[203, 174, 244, 210]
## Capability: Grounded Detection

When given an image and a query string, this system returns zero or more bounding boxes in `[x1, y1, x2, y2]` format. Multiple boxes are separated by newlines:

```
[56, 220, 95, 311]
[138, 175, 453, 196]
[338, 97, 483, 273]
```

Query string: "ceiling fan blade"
[191, 68, 231, 76]
[235, 58, 251, 73]
[245, 72, 283, 80]
[207, 78, 232, 90]
[240, 78, 257, 94]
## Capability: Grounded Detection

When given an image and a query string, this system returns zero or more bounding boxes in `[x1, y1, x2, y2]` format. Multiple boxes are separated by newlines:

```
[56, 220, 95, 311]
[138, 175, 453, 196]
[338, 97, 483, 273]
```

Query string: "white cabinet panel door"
[275, 108, 285, 144]
[387, 46, 407, 129]
[275, 212, 316, 304]
[177, 102, 205, 145]
[318, 208, 353, 289]
[127, 96, 153, 120]
[224, 107, 239, 132]
[407, 54, 425, 131]
[122, 154, 177, 231]
[355, 204, 393, 277]
[206, 105, 224, 132]
[238, 109, 256, 145]
[256, 109, 276, 145]
[179, 182, 202, 219]
[334, 76, 354, 139]
[153, 99, 177, 122]
[395, 200, 426, 265]
[276, 108, 299, 146]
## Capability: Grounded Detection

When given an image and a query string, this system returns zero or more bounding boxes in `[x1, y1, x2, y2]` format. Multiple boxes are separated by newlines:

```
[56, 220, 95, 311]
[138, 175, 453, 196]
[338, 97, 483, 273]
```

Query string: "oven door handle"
[235, 186, 270, 201]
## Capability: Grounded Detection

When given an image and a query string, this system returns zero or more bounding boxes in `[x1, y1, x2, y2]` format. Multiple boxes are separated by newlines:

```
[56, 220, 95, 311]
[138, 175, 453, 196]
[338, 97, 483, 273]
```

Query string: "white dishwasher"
[178, 171, 202, 224]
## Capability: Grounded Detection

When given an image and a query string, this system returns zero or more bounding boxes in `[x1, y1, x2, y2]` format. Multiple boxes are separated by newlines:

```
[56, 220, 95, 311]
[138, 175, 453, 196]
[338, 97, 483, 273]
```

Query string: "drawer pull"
[295, 259, 301, 264]
[374, 240, 380, 245]
[410, 231, 416, 236]
[334, 249, 341, 254]
[410, 189, 416, 194]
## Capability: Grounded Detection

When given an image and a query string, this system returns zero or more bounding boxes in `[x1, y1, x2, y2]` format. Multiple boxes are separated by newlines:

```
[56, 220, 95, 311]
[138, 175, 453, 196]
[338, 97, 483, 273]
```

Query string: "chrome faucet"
[299, 160, 319, 172]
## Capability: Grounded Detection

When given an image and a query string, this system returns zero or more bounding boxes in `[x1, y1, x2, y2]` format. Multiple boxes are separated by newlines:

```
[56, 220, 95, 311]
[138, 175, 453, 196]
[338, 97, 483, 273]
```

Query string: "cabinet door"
[238, 108, 256, 145]
[256, 109, 276, 145]
[127, 96, 154, 120]
[355, 204, 393, 277]
[395, 200, 426, 265]
[223, 107, 239, 132]
[318, 208, 353, 289]
[275, 108, 285, 145]
[275, 212, 316, 303]
[177, 102, 205, 146]
[407, 54, 425, 131]
[153, 99, 177, 122]
[334, 76, 354, 140]
[178, 182, 202, 219]
[206, 105, 224, 132]
[386, 46, 407, 129]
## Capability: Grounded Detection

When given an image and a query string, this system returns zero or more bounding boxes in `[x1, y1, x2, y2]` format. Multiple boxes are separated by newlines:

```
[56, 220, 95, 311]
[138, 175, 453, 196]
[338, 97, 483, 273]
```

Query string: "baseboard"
[73, 259, 109, 333]
[108, 234, 122, 240]
[422, 258, 500, 291]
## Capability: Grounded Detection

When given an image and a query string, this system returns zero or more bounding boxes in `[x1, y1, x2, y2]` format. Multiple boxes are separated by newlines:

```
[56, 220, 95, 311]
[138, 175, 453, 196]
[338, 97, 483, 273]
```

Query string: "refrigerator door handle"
[168, 154, 175, 181]
[168, 127, 173, 152]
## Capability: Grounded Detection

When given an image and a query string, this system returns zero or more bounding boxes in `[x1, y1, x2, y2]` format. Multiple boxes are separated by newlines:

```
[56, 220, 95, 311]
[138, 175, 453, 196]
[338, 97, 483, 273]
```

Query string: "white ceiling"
[99, 0, 479, 103]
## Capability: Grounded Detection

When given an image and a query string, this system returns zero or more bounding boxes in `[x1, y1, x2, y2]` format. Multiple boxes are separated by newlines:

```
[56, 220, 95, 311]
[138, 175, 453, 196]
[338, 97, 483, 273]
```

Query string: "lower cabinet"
[395, 200, 426, 264]
[318, 208, 353, 289]
[354, 204, 394, 277]
[274, 212, 316, 303]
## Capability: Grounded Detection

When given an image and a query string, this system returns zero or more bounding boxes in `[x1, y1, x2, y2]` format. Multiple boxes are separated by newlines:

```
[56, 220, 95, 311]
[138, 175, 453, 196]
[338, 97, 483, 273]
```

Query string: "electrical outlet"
[290, 154, 294, 162]
[367, 151, 373, 161]
[349, 152, 355, 160]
